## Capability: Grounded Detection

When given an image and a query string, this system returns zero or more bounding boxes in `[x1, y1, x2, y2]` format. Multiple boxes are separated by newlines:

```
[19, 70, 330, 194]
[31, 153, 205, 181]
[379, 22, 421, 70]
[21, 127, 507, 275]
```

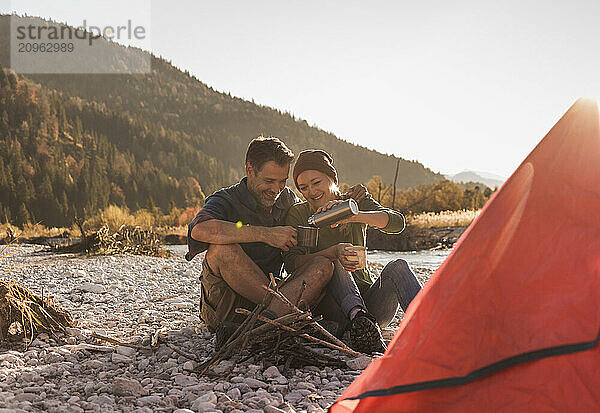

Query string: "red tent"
[331, 98, 600, 413]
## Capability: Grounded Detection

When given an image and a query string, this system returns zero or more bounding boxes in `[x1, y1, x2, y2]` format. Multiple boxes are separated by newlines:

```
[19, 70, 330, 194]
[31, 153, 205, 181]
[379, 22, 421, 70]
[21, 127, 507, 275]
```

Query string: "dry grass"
[85, 205, 194, 235]
[0, 223, 75, 242]
[0, 244, 74, 346]
[407, 209, 481, 228]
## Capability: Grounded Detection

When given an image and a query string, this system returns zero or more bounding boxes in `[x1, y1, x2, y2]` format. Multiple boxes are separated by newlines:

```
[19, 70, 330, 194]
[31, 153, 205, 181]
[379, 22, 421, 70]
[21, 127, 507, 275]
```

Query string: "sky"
[5, 0, 600, 178]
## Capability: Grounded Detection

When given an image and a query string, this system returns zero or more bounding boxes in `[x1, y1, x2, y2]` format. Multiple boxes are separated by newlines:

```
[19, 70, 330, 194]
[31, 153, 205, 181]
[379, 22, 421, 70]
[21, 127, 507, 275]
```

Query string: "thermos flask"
[307, 199, 359, 227]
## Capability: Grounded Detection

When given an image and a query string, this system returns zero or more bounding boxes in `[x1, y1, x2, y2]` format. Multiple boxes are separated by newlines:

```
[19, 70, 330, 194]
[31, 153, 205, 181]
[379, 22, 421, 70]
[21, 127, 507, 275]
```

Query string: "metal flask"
[307, 199, 359, 228]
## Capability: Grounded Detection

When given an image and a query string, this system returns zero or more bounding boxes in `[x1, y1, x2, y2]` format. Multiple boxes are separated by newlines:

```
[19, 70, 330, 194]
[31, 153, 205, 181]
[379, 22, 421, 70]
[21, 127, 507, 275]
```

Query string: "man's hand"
[345, 184, 369, 203]
[263, 226, 297, 251]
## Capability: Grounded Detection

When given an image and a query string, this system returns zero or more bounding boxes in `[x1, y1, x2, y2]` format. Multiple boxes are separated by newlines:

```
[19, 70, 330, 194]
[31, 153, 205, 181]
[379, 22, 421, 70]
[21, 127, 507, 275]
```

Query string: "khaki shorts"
[199, 259, 256, 331]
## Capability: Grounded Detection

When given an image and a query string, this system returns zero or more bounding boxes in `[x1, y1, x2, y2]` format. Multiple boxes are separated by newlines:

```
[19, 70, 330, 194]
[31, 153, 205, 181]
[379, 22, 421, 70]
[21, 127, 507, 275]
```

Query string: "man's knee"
[315, 255, 334, 276]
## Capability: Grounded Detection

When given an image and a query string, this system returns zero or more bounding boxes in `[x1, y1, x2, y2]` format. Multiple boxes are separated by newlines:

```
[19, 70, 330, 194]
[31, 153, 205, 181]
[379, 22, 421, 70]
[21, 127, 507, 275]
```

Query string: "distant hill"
[0, 15, 443, 227]
[445, 171, 504, 190]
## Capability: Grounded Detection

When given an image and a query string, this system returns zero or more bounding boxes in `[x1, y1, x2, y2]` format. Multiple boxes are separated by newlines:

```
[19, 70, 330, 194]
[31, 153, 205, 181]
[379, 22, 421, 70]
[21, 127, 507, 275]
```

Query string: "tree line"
[364, 176, 494, 214]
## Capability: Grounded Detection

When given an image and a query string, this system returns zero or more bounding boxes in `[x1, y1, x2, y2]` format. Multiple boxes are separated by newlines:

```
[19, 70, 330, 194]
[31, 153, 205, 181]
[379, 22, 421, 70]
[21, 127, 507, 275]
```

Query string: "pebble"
[77, 282, 107, 294]
[136, 395, 162, 406]
[190, 400, 216, 411]
[194, 391, 217, 404]
[345, 356, 372, 370]
[285, 391, 304, 403]
[264, 406, 288, 413]
[183, 360, 195, 371]
[112, 377, 147, 397]
[245, 378, 269, 389]
[116, 345, 137, 357]
[173, 374, 197, 387]
[112, 353, 132, 364]
[138, 358, 150, 371]
[263, 365, 281, 379]
[227, 387, 242, 400]
[95, 395, 114, 405]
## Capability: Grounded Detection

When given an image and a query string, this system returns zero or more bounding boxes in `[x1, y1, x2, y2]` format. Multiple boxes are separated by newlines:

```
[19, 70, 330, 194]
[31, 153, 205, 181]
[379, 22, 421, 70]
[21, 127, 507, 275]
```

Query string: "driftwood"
[55, 225, 168, 257]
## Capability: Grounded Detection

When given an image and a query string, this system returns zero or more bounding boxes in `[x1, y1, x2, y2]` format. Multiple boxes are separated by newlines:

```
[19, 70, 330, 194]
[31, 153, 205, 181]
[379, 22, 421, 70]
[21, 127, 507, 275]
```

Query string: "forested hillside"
[0, 15, 442, 228]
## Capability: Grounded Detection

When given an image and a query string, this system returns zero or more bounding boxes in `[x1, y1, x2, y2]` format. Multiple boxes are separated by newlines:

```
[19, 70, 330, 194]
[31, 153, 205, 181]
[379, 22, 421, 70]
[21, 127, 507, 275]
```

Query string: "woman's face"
[296, 170, 337, 210]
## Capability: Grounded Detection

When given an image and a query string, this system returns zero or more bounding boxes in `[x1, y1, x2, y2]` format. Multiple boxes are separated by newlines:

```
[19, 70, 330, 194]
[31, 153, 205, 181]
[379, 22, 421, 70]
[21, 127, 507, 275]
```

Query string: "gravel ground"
[0, 244, 433, 413]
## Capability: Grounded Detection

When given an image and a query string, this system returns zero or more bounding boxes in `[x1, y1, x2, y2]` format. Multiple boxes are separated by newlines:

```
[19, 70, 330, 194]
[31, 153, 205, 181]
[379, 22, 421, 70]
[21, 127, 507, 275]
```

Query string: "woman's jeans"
[315, 259, 423, 329]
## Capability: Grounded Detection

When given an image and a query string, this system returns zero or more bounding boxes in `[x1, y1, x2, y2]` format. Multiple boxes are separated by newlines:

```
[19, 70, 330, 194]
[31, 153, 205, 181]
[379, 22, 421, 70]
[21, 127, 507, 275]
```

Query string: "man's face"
[246, 160, 291, 210]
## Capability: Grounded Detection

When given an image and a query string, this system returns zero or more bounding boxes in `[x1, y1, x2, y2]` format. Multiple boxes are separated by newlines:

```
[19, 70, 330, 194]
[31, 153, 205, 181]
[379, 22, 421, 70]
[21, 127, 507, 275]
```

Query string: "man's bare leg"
[205, 243, 333, 316]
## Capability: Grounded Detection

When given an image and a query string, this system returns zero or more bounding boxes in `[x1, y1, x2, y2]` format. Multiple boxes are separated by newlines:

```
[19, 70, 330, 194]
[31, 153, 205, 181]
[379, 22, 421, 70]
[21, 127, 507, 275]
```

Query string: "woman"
[283, 149, 422, 353]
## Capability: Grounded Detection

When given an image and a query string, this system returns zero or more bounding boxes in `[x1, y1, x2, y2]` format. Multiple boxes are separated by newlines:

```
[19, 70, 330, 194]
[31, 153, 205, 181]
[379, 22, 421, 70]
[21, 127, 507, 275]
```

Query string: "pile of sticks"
[198, 276, 364, 376]
[0, 280, 74, 346]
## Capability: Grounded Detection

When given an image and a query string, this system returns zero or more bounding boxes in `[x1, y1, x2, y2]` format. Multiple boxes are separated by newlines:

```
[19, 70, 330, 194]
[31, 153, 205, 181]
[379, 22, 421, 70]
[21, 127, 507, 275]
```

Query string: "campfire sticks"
[198, 283, 366, 377]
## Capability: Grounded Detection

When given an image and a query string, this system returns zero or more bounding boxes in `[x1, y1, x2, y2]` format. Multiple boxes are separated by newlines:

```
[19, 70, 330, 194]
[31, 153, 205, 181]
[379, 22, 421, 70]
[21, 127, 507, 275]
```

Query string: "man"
[186, 137, 335, 344]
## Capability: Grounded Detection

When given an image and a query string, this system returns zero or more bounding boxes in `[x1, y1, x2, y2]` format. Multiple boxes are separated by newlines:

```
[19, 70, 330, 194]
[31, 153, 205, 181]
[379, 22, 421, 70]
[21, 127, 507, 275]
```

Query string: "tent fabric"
[330, 98, 600, 413]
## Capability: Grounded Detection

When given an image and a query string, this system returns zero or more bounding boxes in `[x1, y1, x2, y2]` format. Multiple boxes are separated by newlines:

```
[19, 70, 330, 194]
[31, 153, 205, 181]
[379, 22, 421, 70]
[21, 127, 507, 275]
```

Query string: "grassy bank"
[1, 207, 480, 246]
[407, 209, 480, 228]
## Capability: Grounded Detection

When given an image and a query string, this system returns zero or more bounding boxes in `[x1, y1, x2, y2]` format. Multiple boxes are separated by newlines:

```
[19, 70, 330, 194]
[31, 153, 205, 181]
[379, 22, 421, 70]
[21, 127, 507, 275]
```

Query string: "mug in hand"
[345, 245, 367, 270]
[296, 226, 318, 248]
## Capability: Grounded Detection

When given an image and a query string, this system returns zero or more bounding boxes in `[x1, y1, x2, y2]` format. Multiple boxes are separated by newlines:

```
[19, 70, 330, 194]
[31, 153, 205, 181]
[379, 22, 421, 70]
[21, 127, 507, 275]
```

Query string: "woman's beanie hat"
[293, 149, 338, 189]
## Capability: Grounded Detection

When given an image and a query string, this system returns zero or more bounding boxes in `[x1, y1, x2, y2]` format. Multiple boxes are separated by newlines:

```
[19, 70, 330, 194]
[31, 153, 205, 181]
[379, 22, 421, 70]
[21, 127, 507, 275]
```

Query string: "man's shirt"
[186, 177, 300, 278]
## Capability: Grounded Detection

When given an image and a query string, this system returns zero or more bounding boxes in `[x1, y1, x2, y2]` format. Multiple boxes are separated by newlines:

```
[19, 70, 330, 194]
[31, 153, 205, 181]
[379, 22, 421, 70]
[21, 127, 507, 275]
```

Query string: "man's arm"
[190, 219, 297, 251]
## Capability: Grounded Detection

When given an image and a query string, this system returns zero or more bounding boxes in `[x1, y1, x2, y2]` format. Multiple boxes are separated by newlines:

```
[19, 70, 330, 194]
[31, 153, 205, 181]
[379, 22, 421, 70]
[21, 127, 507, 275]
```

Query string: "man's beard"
[248, 183, 277, 210]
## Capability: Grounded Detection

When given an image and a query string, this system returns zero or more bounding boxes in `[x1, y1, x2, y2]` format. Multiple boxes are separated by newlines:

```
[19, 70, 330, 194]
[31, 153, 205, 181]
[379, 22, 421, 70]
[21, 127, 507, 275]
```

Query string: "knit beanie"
[293, 150, 338, 189]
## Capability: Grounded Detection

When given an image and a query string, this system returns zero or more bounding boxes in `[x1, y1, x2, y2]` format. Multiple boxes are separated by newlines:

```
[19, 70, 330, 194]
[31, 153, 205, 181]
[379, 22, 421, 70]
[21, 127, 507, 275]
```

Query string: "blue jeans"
[315, 259, 422, 329]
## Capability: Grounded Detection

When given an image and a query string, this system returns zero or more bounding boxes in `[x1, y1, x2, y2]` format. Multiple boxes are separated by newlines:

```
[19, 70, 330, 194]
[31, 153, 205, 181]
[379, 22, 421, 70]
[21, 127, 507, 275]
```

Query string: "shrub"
[85, 205, 135, 232]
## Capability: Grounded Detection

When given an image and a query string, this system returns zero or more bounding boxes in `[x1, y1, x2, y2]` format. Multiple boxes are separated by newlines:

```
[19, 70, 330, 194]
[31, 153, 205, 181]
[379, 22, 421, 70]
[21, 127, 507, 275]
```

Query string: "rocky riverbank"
[0, 244, 433, 413]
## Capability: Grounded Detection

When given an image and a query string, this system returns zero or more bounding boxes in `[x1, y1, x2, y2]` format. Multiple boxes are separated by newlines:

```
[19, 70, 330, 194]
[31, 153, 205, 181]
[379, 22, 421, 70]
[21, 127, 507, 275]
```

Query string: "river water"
[368, 249, 451, 271]
[168, 245, 451, 273]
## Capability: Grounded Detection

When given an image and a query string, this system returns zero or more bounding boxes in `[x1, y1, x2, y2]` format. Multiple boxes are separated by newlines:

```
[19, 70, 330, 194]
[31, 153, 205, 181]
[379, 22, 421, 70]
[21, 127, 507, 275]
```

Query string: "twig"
[151, 328, 164, 348]
[91, 332, 148, 350]
[262, 286, 352, 351]
[164, 342, 202, 363]
[269, 272, 278, 291]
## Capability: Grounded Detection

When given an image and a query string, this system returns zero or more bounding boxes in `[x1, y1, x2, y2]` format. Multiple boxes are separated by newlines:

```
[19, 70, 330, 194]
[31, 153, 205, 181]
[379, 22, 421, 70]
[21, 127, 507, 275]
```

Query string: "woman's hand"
[314, 199, 344, 214]
[329, 243, 360, 272]
[344, 184, 369, 203]
[315, 200, 364, 228]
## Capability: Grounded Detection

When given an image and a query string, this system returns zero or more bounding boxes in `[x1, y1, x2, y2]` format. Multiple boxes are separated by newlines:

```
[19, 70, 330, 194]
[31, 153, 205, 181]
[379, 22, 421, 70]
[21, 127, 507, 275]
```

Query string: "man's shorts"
[199, 259, 256, 331]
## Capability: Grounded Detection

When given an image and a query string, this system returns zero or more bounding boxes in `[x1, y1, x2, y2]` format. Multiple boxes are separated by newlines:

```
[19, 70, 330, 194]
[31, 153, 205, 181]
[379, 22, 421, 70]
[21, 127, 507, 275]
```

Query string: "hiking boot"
[308, 320, 344, 341]
[348, 311, 387, 355]
[215, 321, 240, 351]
